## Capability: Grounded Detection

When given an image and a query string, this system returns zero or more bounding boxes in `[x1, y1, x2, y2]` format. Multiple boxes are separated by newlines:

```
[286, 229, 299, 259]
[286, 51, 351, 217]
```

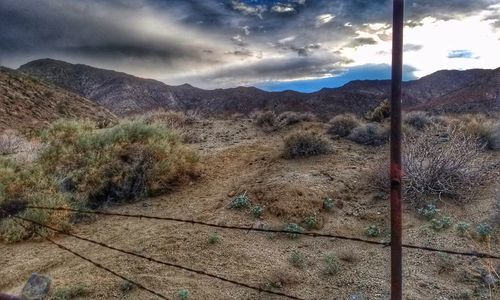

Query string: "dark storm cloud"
[0, 0, 496, 87]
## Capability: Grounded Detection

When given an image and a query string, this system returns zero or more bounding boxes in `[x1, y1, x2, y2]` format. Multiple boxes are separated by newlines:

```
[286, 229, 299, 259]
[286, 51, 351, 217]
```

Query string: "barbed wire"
[8, 213, 307, 300]
[3, 211, 170, 300]
[24, 205, 500, 260]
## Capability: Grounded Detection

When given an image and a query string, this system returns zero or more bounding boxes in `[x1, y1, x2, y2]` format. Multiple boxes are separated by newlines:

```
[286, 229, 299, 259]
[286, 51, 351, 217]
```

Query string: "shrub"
[0, 119, 199, 242]
[456, 221, 470, 236]
[251, 206, 264, 218]
[323, 197, 334, 211]
[39, 120, 199, 207]
[347, 123, 388, 146]
[120, 280, 135, 293]
[229, 194, 250, 209]
[0, 130, 25, 155]
[418, 204, 439, 220]
[303, 214, 319, 230]
[176, 289, 189, 300]
[430, 215, 453, 231]
[289, 250, 305, 269]
[327, 114, 362, 137]
[404, 111, 432, 130]
[50, 285, 87, 300]
[283, 131, 329, 158]
[476, 223, 493, 239]
[284, 223, 303, 239]
[277, 111, 315, 126]
[365, 99, 390, 122]
[142, 110, 194, 128]
[365, 225, 381, 237]
[323, 254, 340, 275]
[459, 116, 500, 150]
[402, 127, 491, 206]
[208, 232, 221, 244]
[253, 111, 277, 129]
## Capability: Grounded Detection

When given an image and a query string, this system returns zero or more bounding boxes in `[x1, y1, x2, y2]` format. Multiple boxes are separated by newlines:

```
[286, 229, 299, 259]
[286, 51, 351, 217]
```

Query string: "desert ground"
[1, 114, 499, 300]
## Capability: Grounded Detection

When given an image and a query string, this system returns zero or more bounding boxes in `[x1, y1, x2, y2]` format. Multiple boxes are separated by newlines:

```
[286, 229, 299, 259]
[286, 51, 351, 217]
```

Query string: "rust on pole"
[390, 0, 404, 299]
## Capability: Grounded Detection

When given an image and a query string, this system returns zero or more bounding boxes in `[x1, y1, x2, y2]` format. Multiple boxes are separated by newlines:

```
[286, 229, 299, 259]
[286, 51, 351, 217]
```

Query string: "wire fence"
[2, 205, 499, 300]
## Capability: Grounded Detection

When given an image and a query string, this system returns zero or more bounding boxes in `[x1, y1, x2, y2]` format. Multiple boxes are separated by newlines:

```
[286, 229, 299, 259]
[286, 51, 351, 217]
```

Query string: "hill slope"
[0, 67, 116, 131]
[18, 59, 500, 117]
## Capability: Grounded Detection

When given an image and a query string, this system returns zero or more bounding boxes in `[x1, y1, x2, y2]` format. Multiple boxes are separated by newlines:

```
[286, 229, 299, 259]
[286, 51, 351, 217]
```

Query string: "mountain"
[18, 59, 500, 117]
[0, 67, 116, 132]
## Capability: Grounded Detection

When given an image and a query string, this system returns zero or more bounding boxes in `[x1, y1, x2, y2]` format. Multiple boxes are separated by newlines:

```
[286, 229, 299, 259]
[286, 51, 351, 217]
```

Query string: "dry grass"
[0, 119, 199, 242]
[253, 111, 315, 131]
[365, 99, 390, 122]
[457, 115, 500, 151]
[327, 113, 362, 137]
[282, 130, 330, 159]
[0, 130, 26, 155]
[347, 123, 389, 146]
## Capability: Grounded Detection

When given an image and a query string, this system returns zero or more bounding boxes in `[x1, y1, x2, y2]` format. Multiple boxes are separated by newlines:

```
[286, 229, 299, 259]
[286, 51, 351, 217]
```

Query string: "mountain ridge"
[18, 58, 500, 117]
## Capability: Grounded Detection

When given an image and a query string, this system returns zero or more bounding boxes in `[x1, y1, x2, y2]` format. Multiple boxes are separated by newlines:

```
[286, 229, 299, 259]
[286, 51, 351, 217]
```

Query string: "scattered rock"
[21, 273, 51, 300]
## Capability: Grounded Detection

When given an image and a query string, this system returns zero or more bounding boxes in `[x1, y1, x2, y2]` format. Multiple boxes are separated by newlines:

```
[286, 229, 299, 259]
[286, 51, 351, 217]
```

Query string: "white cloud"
[315, 14, 335, 27]
[272, 4, 295, 13]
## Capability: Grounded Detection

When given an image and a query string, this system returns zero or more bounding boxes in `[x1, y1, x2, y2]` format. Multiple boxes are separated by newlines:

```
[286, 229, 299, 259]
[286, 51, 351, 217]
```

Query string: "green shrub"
[229, 194, 250, 209]
[283, 131, 329, 158]
[456, 221, 470, 236]
[347, 123, 388, 146]
[50, 285, 87, 300]
[0, 119, 199, 242]
[289, 250, 305, 269]
[323, 254, 340, 275]
[284, 223, 303, 239]
[251, 206, 264, 218]
[404, 111, 432, 130]
[430, 215, 453, 231]
[365, 225, 381, 237]
[176, 289, 189, 300]
[303, 214, 319, 230]
[208, 232, 221, 244]
[120, 280, 135, 293]
[476, 223, 493, 238]
[323, 197, 334, 211]
[327, 114, 361, 137]
[418, 204, 439, 220]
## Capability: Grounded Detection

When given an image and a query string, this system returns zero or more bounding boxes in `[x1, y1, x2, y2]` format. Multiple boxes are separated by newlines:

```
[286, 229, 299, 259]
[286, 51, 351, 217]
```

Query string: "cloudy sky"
[1, 0, 499, 92]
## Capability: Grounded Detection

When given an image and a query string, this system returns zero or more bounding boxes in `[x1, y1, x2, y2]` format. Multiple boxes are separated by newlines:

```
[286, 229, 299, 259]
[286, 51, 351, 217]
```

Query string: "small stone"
[21, 273, 51, 300]
[227, 190, 236, 197]
[349, 293, 366, 300]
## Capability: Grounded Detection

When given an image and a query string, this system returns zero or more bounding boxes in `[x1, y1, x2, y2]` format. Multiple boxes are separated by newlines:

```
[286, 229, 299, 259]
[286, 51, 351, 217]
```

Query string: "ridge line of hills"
[2, 58, 498, 122]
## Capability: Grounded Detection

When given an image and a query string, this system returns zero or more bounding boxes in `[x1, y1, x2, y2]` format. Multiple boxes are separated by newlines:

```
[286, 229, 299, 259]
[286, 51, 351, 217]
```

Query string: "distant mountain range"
[17, 58, 500, 118]
[0, 66, 116, 131]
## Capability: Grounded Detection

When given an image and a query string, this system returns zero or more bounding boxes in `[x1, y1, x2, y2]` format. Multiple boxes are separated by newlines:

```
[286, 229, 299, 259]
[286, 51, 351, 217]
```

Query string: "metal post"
[390, 0, 404, 299]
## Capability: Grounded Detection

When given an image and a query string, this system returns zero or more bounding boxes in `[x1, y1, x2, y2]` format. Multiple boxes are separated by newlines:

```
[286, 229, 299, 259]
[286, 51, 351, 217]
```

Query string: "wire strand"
[10, 214, 306, 300]
[24, 205, 500, 260]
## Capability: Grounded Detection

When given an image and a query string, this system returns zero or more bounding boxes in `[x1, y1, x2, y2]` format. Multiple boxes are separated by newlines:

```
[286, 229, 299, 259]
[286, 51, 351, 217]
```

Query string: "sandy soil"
[1, 118, 499, 300]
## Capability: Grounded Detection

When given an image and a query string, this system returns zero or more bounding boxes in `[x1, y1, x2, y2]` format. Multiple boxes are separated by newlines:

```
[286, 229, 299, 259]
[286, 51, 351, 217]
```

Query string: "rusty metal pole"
[390, 0, 404, 299]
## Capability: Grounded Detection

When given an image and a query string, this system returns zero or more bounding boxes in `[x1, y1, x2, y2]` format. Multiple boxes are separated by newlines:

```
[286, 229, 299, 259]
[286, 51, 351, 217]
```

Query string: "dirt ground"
[1, 118, 499, 300]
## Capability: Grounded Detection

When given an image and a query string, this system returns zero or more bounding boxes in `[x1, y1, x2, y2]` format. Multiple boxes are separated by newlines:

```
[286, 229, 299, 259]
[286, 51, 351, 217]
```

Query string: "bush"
[365, 99, 390, 122]
[370, 127, 493, 207]
[455, 221, 470, 236]
[289, 250, 305, 268]
[323, 254, 340, 275]
[365, 225, 381, 237]
[323, 197, 334, 211]
[251, 206, 264, 218]
[430, 215, 453, 231]
[347, 123, 388, 146]
[476, 223, 493, 239]
[284, 223, 303, 239]
[327, 114, 361, 137]
[229, 194, 250, 209]
[0, 120, 199, 242]
[459, 116, 500, 150]
[142, 110, 198, 128]
[208, 232, 221, 244]
[253, 111, 277, 129]
[418, 204, 439, 220]
[404, 111, 432, 130]
[277, 111, 315, 126]
[402, 128, 491, 206]
[283, 131, 329, 158]
[303, 214, 319, 230]
[0, 130, 25, 155]
[176, 289, 189, 300]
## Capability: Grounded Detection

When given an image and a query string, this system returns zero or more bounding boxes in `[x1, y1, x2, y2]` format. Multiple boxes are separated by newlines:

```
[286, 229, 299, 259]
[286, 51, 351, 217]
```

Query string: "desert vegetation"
[282, 130, 330, 158]
[253, 110, 315, 131]
[0, 119, 198, 242]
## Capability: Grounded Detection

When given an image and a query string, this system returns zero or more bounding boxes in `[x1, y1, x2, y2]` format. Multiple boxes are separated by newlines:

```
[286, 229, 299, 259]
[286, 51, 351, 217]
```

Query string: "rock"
[483, 273, 498, 286]
[349, 293, 366, 300]
[227, 190, 236, 197]
[21, 273, 51, 300]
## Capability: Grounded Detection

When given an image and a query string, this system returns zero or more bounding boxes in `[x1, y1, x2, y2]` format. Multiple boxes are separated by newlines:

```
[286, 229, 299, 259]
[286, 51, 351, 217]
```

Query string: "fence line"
[24, 205, 500, 260]
[4, 212, 170, 300]
[9, 213, 306, 300]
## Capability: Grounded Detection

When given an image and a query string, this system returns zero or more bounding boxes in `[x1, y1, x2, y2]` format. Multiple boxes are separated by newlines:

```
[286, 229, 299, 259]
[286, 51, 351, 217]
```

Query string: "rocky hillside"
[0, 67, 116, 131]
[18, 59, 500, 117]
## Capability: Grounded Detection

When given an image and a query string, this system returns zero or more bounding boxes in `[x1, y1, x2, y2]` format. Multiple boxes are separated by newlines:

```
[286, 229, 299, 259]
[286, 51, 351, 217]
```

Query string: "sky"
[0, 0, 499, 92]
